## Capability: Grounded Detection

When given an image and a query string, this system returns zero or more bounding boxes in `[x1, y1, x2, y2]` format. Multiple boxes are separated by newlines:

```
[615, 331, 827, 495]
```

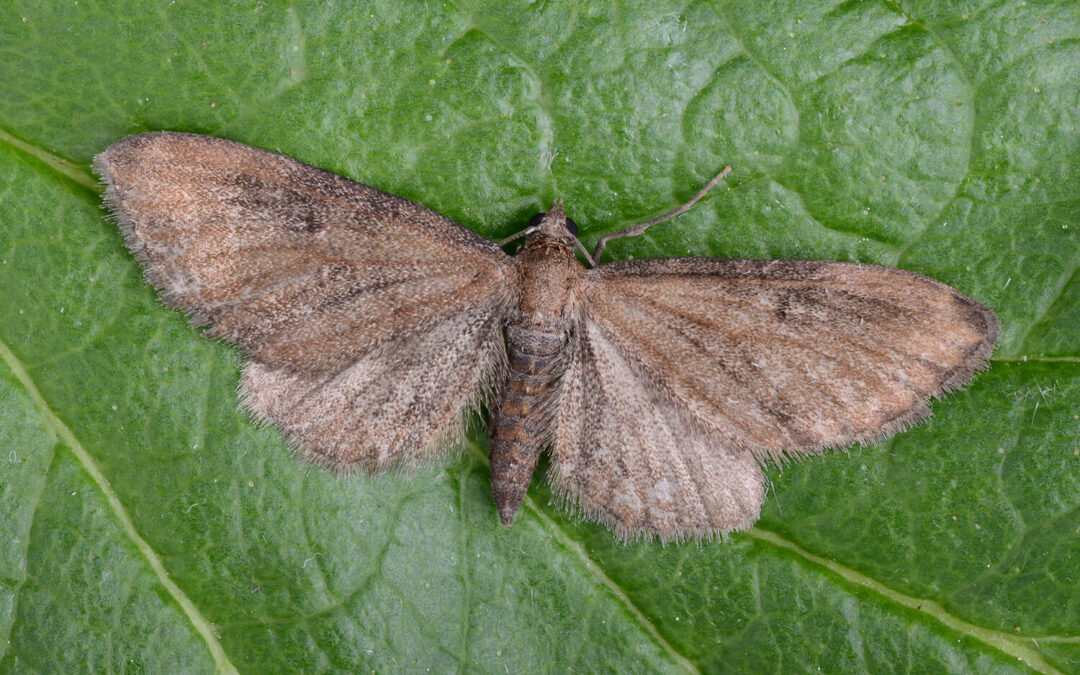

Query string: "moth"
[96, 132, 1000, 542]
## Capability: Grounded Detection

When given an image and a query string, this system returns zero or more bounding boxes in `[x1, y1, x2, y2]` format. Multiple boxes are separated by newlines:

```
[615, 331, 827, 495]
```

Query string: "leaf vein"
[747, 527, 1062, 675]
[0, 337, 240, 675]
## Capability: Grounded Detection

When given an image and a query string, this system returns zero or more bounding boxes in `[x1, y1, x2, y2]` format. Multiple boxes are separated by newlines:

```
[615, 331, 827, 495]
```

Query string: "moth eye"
[527, 212, 546, 229]
[565, 218, 579, 237]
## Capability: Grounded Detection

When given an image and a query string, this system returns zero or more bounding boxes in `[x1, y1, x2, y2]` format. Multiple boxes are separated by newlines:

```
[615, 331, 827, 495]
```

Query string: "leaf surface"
[1, 1, 1078, 672]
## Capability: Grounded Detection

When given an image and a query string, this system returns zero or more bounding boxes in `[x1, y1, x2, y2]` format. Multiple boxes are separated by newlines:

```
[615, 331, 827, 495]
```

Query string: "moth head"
[527, 200, 578, 242]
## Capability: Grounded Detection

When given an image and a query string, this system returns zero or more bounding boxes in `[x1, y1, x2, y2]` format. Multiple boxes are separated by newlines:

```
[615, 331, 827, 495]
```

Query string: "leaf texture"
[1, 1, 1078, 672]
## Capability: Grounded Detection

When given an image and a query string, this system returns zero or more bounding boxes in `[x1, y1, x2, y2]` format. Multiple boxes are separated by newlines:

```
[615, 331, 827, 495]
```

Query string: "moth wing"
[241, 306, 506, 472]
[97, 132, 515, 470]
[581, 258, 1000, 457]
[95, 131, 514, 372]
[550, 257, 998, 540]
[549, 316, 766, 542]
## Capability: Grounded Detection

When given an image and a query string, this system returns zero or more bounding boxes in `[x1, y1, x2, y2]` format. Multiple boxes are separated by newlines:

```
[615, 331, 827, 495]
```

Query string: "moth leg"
[591, 166, 732, 263]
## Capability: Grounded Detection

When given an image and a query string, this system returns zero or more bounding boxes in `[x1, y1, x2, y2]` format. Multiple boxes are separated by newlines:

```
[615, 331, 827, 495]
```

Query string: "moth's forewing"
[581, 258, 998, 455]
[95, 132, 513, 372]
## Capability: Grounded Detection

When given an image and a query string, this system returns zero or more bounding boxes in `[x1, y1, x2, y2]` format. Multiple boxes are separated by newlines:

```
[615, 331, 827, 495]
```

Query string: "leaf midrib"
[0, 337, 240, 675]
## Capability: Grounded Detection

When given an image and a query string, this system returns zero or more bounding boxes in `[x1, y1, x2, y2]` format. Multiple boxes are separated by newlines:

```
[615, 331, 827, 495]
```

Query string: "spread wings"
[550, 257, 999, 541]
[96, 132, 513, 470]
[95, 132, 514, 372]
[98, 132, 1002, 537]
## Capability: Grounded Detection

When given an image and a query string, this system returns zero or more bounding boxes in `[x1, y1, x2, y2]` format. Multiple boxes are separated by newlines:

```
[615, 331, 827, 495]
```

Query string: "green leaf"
[2, 1, 1078, 672]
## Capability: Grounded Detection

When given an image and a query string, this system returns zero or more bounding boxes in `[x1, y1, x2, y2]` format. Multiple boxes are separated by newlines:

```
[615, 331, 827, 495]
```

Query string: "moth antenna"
[592, 166, 732, 262]
[498, 226, 538, 247]
[573, 236, 596, 267]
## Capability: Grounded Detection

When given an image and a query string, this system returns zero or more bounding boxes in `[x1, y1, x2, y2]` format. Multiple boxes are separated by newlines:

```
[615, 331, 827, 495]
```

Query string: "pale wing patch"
[549, 319, 764, 542]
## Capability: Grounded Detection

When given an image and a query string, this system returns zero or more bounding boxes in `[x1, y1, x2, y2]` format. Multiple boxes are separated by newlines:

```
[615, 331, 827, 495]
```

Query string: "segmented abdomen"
[489, 322, 567, 525]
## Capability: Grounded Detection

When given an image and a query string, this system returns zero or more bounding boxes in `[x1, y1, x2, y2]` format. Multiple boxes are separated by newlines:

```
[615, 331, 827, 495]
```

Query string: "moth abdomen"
[489, 324, 567, 526]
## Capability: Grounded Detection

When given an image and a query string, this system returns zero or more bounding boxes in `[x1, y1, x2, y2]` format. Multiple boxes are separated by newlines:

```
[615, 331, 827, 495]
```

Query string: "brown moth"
[95, 132, 1000, 542]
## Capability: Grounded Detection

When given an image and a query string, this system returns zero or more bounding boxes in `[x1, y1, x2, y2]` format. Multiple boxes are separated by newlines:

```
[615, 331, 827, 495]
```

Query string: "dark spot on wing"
[228, 172, 325, 233]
